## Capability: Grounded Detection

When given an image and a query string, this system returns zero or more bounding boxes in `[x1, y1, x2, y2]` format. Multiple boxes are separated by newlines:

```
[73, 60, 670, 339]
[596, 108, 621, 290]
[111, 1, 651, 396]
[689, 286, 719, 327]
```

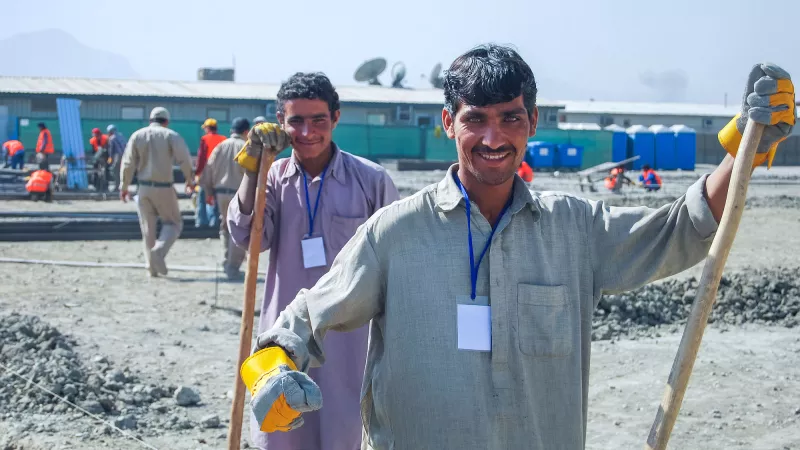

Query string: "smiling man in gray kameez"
[242, 44, 795, 449]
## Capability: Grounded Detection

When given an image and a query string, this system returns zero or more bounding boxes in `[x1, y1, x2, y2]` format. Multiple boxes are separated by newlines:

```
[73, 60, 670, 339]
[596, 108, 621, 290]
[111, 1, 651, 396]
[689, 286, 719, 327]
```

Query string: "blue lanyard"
[301, 166, 328, 237]
[454, 174, 513, 300]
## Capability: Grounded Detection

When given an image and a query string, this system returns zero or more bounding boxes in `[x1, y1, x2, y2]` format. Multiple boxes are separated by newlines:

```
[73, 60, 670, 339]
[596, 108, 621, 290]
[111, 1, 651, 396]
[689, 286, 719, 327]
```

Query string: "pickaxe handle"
[644, 118, 765, 450]
[227, 150, 277, 450]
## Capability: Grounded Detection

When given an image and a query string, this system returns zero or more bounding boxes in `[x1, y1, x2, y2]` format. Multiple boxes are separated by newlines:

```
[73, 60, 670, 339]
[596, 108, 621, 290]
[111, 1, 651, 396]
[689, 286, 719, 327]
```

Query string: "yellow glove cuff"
[718, 114, 771, 168]
[234, 143, 259, 173]
[241, 346, 300, 432]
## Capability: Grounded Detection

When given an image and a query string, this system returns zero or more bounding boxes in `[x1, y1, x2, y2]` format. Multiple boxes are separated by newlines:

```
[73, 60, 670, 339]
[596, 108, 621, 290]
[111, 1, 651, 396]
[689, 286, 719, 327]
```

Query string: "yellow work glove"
[719, 63, 795, 168]
[234, 122, 292, 173]
[240, 346, 322, 433]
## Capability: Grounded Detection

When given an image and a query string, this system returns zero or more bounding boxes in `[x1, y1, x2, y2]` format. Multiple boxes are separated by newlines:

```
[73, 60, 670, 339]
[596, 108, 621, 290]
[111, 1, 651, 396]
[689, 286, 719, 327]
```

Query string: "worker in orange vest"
[89, 128, 109, 153]
[639, 164, 662, 192]
[36, 123, 55, 166]
[2, 139, 25, 169]
[604, 166, 633, 192]
[517, 160, 534, 183]
[25, 159, 54, 202]
[195, 118, 227, 228]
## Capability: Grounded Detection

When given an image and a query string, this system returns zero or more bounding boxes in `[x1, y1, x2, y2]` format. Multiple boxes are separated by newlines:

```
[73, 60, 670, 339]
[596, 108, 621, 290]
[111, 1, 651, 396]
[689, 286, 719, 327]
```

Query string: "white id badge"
[457, 303, 492, 352]
[301, 237, 327, 268]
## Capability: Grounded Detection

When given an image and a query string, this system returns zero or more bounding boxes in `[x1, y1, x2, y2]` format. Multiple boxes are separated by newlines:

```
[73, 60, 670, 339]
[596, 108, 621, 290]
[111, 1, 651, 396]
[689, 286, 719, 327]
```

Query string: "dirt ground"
[1, 165, 799, 449]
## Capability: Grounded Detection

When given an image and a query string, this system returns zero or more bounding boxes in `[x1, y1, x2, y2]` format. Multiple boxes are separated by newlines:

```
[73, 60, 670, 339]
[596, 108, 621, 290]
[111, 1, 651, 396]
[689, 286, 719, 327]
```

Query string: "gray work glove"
[719, 63, 796, 167]
[234, 122, 291, 173]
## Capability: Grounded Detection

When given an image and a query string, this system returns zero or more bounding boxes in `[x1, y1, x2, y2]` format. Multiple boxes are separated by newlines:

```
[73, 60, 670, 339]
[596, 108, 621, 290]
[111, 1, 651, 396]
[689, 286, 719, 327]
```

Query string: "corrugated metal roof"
[561, 100, 740, 117]
[0, 76, 565, 107]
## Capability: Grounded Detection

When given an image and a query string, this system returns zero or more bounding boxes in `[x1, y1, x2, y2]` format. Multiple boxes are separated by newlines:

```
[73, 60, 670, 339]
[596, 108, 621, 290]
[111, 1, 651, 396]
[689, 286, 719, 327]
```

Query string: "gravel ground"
[1, 166, 799, 449]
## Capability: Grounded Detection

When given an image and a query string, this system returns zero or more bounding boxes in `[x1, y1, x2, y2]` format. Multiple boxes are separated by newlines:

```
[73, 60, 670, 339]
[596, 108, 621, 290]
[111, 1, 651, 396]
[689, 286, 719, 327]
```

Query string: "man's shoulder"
[531, 190, 594, 216]
[362, 183, 436, 232]
[338, 149, 390, 178]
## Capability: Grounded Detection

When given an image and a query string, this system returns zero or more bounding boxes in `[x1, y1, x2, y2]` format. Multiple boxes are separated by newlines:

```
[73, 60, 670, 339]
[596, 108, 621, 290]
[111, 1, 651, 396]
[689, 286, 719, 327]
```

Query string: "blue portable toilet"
[555, 144, 583, 169]
[527, 141, 555, 169]
[626, 125, 655, 170]
[604, 124, 629, 163]
[650, 124, 677, 170]
[671, 124, 697, 170]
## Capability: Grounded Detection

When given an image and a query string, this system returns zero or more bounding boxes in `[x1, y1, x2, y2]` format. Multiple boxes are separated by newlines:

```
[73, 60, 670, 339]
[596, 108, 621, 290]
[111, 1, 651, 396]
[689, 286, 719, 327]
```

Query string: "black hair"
[231, 118, 250, 134]
[38, 122, 46, 129]
[207, 125, 218, 132]
[443, 43, 537, 116]
[276, 72, 340, 118]
[642, 164, 651, 171]
[151, 118, 168, 125]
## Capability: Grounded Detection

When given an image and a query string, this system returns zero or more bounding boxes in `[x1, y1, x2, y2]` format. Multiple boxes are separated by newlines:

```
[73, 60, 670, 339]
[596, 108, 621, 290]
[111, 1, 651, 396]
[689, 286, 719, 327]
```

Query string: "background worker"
[242, 48, 794, 449]
[195, 118, 227, 229]
[25, 157, 53, 202]
[36, 123, 54, 166]
[107, 124, 127, 191]
[252, 116, 267, 125]
[639, 164, 662, 191]
[89, 128, 108, 154]
[517, 160, 533, 183]
[120, 107, 194, 277]
[227, 72, 400, 450]
[604, 166, 633, 192]
[199, 117, 250, 280]
[2, 139, 25, 169]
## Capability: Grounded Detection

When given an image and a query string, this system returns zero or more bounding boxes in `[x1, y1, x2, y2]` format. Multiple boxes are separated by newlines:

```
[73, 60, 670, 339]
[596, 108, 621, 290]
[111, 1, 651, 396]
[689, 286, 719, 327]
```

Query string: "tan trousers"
[135, 186, 183, 273]
[216, 193, 246, 272]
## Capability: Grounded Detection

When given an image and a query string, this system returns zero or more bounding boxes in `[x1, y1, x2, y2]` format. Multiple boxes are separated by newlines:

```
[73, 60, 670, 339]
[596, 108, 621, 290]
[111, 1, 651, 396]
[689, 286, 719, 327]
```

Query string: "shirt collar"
[282, 142, 346, 184]
[434, 164, 541, 220]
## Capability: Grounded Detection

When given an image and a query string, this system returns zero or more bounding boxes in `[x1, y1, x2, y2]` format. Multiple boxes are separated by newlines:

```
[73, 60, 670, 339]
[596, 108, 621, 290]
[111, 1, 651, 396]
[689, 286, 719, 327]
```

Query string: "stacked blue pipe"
[670, 125, 696, 170]
[650, 124, 677, 170]
[626, 125, 655, 170]
[604, 124, 629, 163]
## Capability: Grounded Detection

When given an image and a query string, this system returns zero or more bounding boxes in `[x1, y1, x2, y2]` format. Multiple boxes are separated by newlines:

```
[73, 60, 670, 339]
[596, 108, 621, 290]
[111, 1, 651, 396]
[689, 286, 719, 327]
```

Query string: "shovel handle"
[227, 150, 277, 450]
[644, 119, 764, 450]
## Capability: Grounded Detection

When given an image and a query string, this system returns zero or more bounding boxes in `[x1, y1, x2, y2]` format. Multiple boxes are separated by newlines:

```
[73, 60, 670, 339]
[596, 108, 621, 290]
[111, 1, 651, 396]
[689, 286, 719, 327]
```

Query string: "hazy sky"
[3, 0, 798, 104]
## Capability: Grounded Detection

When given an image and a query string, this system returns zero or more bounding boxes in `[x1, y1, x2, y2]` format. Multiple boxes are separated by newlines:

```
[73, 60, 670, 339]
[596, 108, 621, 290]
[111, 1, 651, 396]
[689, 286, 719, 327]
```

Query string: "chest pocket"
[517, 283, 574, 357]
[329, 215, 368, 252]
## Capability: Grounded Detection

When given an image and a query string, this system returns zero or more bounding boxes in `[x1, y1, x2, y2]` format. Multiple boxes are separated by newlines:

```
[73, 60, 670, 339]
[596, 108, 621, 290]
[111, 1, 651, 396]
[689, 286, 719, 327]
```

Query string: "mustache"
[471, 145, 517, 154]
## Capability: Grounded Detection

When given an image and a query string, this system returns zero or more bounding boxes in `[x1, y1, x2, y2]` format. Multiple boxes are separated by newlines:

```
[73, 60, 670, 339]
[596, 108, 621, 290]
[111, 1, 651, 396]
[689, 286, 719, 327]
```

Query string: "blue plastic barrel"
[671, 125, 696, 170]
[527, 141, 555, 169]
[626, 125, 655, 170]
[556, 144, 583, 169]
[650, 125, 677, 170]
[605, 124, 628, 162]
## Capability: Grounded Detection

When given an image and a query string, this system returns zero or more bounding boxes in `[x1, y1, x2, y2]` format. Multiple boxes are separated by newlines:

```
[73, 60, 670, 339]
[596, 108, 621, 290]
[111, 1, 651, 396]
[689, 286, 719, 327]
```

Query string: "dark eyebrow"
[503, 107, 527, 116]
[461, 110, 487, 119]
[287, 113, 329, 121]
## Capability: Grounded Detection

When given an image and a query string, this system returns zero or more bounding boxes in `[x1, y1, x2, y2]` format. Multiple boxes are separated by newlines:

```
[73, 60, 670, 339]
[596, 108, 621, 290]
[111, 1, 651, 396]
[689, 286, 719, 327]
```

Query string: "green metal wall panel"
[424, 129, 457, 161]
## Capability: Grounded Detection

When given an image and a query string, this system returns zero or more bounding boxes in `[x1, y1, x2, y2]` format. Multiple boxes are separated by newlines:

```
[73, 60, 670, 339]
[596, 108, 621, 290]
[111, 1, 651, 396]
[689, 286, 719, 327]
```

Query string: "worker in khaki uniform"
[120, 107, 195, 277]
[199, 117, 250, 279]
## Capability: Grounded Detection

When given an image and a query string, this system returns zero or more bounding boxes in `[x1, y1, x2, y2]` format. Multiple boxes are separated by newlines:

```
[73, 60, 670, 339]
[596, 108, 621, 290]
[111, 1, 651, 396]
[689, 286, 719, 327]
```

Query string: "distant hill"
[0, 29, 139, 79]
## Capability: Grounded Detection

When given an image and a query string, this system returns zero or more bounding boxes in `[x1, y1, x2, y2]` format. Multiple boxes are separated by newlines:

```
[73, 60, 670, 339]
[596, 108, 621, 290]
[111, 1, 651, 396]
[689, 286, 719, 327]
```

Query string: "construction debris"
[0, 313, 209, 439]
[593, 267, 800, 341]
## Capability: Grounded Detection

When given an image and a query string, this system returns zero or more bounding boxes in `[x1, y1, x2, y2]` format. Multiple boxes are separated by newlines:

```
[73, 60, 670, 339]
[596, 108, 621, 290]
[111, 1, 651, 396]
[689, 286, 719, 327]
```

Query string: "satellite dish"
[391, 62, 407, 88]
[429, 63, 444, 89]
[354, 58, 387, 86]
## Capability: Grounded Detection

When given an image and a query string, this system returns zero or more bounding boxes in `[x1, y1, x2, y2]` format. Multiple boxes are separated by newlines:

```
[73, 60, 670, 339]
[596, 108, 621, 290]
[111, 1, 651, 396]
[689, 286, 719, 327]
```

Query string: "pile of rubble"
[0, 313, 222, 441]
[594, 267, 800, 340]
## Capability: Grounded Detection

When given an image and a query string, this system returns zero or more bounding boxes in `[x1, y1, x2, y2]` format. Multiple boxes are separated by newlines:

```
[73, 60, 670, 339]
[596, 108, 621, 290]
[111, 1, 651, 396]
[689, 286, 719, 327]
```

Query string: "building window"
[623, 119, 631, 128]
[31, 98, 57, 112]
[121, 106, 145, 120]
[396, 105, 412, 122]
[701, 118, 714, 129]
[266, 103, 277, 117]
[367, 113, 386, 126]
[547, 113, 558, 123]
[559, 114, 567, 123]
[416, 115, 432, 127]
[207, 108, 229, 122]
[599, 115, 614, 127]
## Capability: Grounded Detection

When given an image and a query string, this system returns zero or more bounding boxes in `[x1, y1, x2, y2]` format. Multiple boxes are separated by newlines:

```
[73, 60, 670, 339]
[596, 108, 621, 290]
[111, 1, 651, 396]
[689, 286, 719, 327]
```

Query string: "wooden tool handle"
[227, 150, 277, 450]
[644, 119, 765, 450]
